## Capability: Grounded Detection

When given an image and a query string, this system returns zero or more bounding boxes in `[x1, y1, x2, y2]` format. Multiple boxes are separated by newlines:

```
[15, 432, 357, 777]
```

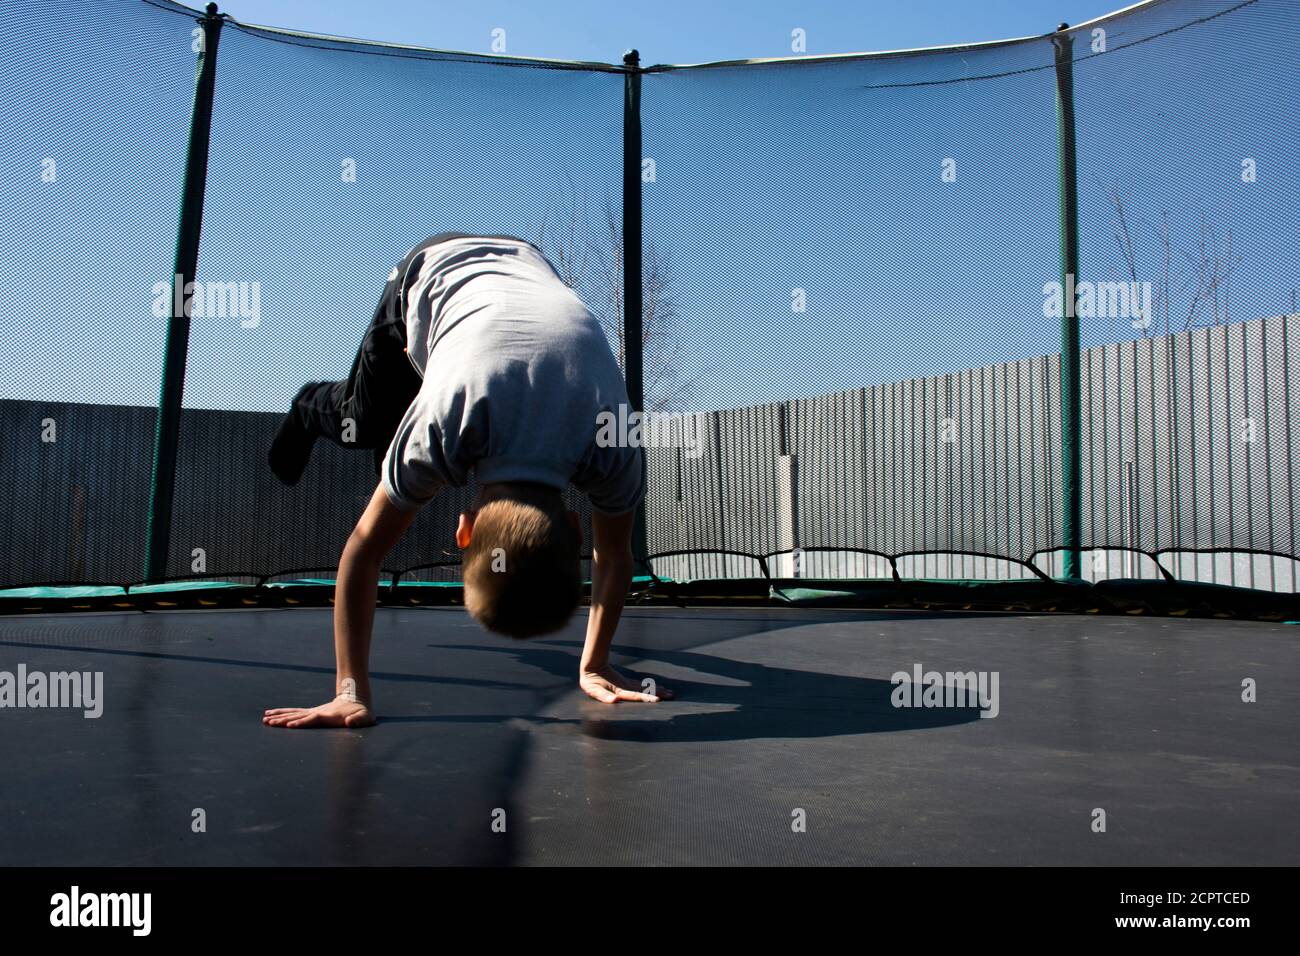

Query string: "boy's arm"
[578, 508, 673, 704]
[263, 482, 423, 728]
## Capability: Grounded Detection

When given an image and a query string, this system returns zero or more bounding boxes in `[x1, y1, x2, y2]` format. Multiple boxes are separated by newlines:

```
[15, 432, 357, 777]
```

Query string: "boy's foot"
[268, 384, 321, 486]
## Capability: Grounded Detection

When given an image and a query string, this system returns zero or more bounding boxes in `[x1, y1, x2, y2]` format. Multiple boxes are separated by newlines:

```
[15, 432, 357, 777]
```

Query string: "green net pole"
[1052, 24, 1083, 582]
[622, 49, 647, 562]
[145, 3, 224, 583]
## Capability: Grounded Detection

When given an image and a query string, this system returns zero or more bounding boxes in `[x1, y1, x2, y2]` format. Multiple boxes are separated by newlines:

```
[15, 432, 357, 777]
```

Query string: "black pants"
[292, 232, 523, 474]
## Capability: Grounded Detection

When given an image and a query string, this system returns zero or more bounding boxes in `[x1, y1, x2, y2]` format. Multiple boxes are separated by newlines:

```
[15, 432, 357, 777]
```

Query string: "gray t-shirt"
[381, 236, 645, 514]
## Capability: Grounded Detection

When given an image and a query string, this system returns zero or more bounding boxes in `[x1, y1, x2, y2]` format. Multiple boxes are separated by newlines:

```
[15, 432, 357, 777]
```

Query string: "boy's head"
[458, 484, 582, 638]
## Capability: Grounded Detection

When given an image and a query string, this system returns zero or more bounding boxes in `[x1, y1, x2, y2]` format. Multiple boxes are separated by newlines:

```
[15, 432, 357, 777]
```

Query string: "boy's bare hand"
[262, 698, 375, 729]
[579, 664, 674, 704]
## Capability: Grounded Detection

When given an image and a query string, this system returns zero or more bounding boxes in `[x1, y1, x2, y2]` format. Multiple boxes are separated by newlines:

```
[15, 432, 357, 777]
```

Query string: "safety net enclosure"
[1, 0, 1298, 617]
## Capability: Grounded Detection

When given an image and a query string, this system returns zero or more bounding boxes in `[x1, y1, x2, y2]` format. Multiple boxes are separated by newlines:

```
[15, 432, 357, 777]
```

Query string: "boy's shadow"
[437, 642, 984, 744]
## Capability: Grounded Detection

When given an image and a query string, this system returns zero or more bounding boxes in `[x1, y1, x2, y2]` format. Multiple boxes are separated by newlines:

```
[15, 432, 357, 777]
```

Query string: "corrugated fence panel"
[5, 317, 1299, 590]
[0, 400, 154, 586]
[788, 388, 869, 578]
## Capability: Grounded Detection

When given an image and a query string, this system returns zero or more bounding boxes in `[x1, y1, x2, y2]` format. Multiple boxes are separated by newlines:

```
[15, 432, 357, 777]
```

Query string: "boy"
[263, 233, 671, 728]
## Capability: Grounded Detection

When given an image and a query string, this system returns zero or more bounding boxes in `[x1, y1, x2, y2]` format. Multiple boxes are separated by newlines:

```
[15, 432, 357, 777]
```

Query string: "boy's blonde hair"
[462, 495, 581, 638]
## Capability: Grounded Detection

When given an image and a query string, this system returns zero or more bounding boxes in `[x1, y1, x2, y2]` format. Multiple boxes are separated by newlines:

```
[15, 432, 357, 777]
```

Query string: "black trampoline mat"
[0, 606, 1295, 866]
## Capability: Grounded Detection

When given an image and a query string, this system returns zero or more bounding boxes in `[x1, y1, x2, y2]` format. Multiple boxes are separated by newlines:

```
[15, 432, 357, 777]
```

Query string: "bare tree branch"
[537, 186, 695, 411]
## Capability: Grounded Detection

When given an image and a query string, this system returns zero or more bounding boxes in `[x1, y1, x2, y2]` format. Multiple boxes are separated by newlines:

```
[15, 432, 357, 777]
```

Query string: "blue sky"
[1, 0, 1295, 412]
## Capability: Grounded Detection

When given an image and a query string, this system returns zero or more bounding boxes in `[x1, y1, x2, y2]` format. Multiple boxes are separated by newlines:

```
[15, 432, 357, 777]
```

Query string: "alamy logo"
[0, 665, 103, 718]
[891, 663, 999, 718]
[151, 273, 262, 328]
[50, 886, 151, 936]
[1043, 274, 1153, 329]
[595, 405, 703, 459]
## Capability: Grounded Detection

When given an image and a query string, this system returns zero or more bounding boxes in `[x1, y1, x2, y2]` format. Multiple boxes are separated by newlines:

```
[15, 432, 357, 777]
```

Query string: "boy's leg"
[268, 240, 432, 485]
[268, 231, 531, 484]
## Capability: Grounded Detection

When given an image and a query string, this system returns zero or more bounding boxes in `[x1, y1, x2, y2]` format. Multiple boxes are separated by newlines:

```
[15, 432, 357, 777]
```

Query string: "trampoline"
[1, 604, 1295, 866]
